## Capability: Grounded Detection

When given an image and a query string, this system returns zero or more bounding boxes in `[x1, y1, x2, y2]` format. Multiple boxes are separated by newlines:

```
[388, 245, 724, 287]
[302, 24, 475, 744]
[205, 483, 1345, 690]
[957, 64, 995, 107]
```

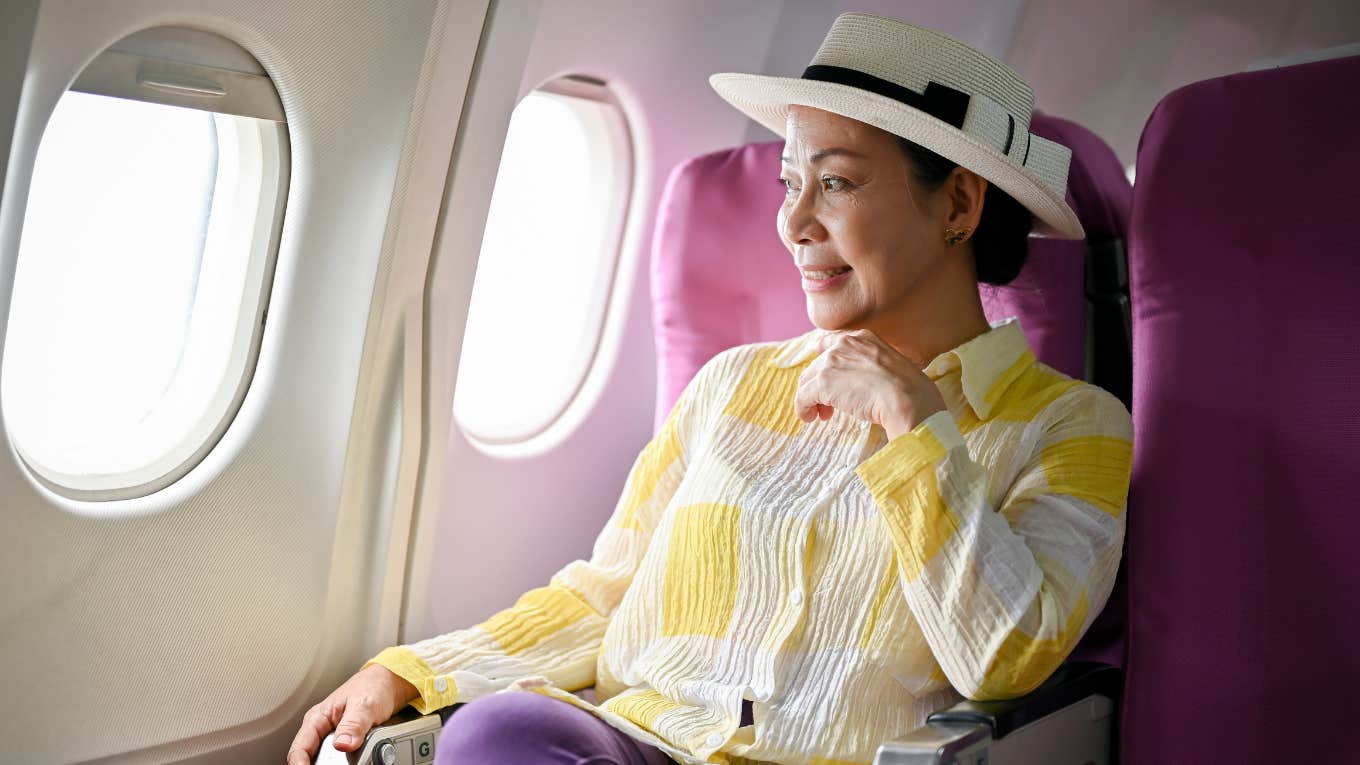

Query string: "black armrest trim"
[925, 661, 1121, 739]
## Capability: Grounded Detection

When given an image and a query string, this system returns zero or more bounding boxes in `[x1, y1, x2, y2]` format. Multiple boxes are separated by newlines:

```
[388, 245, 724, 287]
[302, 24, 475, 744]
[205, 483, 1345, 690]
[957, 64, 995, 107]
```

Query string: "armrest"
[927, 661, 1120, 738]
[313, 706, 458, 765]
[874, 661, 1120, 765]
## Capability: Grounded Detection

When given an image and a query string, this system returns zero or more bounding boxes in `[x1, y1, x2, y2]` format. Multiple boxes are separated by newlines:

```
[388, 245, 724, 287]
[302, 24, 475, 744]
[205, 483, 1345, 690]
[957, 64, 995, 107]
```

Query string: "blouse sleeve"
[365, 355, 722, 714]
[854, 384, 1134, 701]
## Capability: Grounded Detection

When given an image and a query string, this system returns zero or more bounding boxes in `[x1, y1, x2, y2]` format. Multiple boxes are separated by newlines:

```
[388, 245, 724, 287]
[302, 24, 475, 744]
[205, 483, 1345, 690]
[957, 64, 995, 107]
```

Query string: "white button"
[860, 420, 871, 430]
[789, 588, 804, 605]
[434, 677, 448, 692]
[706, 733, 723, 748]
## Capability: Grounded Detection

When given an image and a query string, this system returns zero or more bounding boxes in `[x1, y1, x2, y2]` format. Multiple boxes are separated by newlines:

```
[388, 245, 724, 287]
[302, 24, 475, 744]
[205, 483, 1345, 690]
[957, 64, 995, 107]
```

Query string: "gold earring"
[944, 227, 971, 246]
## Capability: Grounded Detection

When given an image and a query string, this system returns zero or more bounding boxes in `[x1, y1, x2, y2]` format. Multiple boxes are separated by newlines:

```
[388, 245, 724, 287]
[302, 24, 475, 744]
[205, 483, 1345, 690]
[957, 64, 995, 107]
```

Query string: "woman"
[288, 12, 1132, 765]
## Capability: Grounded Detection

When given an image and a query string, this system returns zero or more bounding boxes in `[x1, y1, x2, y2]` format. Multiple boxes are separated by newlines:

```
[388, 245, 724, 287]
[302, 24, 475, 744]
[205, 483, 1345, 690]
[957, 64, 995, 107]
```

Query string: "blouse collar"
[769, 317, 1035, 420]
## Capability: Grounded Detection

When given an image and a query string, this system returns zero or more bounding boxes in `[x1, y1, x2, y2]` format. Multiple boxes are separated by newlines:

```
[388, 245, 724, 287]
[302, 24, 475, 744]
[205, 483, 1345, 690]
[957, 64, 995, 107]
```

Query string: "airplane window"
[453, 78, 633, 447]
[1, 28, 287, 500]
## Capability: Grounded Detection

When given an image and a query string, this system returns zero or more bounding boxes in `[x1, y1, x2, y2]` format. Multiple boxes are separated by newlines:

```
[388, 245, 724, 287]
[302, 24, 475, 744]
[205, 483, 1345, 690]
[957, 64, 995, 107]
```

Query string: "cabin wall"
[0, 1, 40, 220]
[0, 0, 470, 761]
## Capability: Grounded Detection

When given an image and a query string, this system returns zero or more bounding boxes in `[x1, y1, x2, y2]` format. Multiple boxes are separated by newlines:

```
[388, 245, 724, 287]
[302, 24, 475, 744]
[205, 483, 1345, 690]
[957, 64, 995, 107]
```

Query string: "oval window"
[1, 27, 288, 499]
[453, 76, 633, 445]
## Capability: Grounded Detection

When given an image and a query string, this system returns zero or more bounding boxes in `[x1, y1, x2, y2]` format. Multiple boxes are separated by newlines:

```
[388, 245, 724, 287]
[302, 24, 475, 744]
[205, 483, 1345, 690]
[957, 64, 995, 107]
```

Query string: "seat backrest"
[1123, 54, 1360, 764]
[649, 114, 1134, 665]
[649, 138, 803, 431]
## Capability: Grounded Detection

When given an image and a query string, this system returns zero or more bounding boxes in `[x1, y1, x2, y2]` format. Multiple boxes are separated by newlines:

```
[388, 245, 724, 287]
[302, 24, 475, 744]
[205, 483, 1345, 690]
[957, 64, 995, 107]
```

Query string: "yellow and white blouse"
[368, 318, 1134, 765]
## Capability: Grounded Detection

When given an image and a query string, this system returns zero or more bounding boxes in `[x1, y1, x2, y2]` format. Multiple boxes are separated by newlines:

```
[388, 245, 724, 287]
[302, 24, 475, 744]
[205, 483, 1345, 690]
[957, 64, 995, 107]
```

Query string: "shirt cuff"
[855, 409, 965, 498]
[364, 646, 460, 714]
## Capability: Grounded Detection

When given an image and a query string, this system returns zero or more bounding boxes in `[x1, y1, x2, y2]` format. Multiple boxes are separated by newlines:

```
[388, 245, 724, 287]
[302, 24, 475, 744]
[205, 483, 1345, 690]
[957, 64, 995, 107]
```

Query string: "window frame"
[1, 28, 290, 501]
[451, 74, 636, 452]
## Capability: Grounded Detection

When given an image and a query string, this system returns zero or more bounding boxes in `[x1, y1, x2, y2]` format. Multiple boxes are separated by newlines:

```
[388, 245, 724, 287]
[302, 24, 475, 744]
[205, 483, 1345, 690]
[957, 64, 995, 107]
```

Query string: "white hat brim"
[709, 71, 1085, 240]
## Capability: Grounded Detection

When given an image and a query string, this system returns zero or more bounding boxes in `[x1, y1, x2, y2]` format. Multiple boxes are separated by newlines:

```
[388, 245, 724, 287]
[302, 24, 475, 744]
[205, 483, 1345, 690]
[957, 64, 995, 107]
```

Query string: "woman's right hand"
[285, 663, 420, 765]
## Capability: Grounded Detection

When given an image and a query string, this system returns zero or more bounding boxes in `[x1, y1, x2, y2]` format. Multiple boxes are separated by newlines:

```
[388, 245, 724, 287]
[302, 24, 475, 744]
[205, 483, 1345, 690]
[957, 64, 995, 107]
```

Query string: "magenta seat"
[649, 113, 1135, 668]
[649, 138, 804, 431]
[1123, 54, 1360, 763]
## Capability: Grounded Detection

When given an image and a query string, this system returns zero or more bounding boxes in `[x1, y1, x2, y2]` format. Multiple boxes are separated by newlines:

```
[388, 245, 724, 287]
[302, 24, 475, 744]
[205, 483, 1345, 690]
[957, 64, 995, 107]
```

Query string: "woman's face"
[778, 105, 952, 331]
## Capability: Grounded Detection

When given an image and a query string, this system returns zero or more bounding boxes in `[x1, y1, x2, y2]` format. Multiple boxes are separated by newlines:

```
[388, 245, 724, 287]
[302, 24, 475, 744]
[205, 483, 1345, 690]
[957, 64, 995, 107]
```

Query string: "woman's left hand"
[793, 328, 948, 440]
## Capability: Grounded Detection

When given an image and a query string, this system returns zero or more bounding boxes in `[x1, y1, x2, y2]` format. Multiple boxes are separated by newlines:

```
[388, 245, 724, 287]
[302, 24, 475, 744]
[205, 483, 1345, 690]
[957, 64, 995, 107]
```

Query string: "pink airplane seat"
[649, 112, 1135, 670]
[1122, 53, 1360, 763]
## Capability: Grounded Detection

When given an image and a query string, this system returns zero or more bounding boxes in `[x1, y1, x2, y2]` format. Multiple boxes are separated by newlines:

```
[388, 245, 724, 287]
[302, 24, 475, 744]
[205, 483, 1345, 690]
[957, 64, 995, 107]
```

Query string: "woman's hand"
[793, 328, 947, 440]
[286, 664, 419, 765]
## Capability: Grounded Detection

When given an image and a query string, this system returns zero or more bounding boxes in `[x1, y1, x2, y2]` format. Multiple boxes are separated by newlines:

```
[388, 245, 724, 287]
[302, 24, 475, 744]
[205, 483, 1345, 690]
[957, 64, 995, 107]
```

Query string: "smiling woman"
[772, 102, 999, 377]
[301, 12, 1132, 765]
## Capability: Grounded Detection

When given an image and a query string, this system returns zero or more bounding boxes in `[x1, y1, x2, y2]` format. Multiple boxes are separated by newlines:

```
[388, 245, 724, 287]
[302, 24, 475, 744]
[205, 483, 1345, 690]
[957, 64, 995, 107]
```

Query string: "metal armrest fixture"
[314, 706, 461, 765]
[875, 662, 1121, 765]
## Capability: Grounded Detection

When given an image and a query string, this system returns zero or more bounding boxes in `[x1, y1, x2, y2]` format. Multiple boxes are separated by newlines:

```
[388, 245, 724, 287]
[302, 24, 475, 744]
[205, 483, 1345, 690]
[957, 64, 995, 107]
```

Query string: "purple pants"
[433, 691, 679, 765]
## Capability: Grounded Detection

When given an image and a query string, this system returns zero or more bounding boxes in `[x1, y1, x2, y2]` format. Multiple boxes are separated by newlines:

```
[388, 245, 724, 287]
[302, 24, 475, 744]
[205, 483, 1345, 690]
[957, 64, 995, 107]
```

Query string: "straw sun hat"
[709, 12, 1084, 240]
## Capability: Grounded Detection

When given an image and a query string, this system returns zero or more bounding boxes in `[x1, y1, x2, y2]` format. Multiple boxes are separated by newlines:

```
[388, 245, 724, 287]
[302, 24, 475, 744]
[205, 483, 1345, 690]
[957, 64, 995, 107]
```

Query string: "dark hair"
[893, 135, 1033, 286]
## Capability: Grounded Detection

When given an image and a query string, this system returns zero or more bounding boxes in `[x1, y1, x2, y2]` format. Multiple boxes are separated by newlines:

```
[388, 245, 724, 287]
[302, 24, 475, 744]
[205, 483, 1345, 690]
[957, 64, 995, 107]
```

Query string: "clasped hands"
[793, 328, 948, 441]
